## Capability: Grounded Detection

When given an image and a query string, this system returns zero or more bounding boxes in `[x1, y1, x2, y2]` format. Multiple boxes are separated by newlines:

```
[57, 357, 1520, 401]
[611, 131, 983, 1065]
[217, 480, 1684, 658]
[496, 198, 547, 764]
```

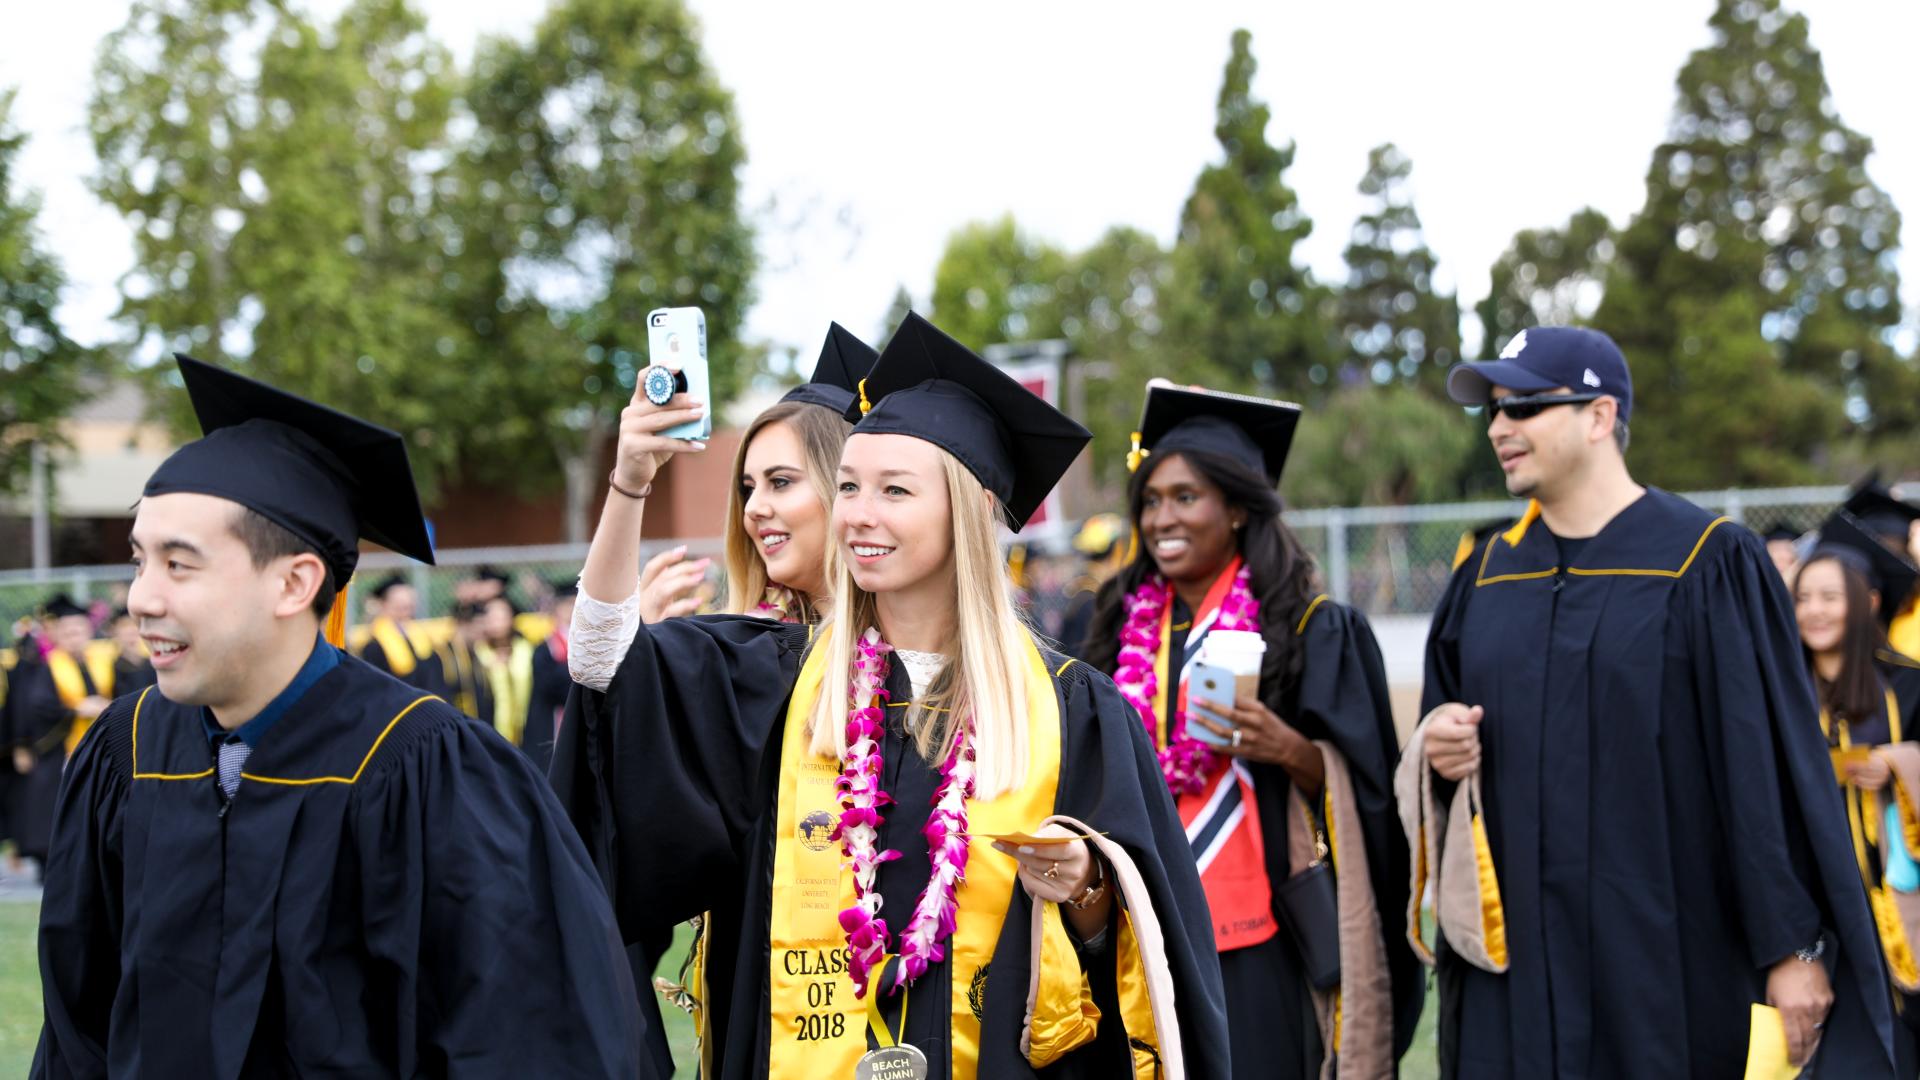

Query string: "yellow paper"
[1831, 746, 1873, 785]
[1744, 1004, 1801, 1080]
[986, 830, 1107, 847]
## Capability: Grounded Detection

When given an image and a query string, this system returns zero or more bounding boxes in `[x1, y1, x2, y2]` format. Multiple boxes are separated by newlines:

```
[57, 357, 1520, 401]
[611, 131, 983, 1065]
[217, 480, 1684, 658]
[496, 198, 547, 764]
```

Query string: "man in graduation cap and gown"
[1844, 475, 1920, 660]
[1403, 326, 1899, 1077]
[355, 573, 443, 694]
[33, 356, 641, 1078]
[552, 313, 1228, 1079]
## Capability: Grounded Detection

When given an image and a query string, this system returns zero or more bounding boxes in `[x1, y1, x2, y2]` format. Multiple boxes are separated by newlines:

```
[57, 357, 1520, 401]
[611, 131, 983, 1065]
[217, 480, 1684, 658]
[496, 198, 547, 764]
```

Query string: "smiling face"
[1794, 555, 1878, 657]
[50, 613, 93, 659]
[741, 420, 830, 600]
[126, 493, 304, 710]
[1138, 453, 1243, 590]
[832, 433, 955, 598]
[382, 583, 418, 623]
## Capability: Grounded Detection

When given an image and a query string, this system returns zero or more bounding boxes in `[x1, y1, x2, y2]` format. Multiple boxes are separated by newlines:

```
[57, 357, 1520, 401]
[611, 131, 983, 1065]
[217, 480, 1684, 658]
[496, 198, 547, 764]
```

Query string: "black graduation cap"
[1131, 378, 1301, 486]
[846, 313, 1090, 529]
[368, 573, 411, 599]
[44, 593, 89, 620]
[781, 322, 877, 413]
[142, 355, 435, 583]
[1760, 522, 1802, 544]
[1813, 510, 1919, 625]
[1843, 471, 1920, 542]
[473, 566, 511, 588]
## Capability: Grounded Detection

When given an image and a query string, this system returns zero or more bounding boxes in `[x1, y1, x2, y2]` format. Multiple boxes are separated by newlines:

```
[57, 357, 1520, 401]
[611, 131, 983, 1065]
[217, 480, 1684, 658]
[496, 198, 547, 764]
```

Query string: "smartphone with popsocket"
[1187, 662, 1239, 747]
[646, 306, 710, 440]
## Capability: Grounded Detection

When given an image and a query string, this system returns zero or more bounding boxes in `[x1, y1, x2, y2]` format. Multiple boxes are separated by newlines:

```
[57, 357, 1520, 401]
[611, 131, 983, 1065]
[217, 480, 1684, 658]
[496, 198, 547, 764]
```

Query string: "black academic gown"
[8, 658, 86, 864]
[1150, 595, 1422, 1076]
[1424, 489, 1899, 1078]
[33, 653, 642, 1079]
[112, 654, 157, 697]
[360, 628, 447, 696]
[550, 615, 1231, 1079]
[1836, 650, 1920, 1066]
[524, 637, 568, 778]
[434, 639, 494, 724]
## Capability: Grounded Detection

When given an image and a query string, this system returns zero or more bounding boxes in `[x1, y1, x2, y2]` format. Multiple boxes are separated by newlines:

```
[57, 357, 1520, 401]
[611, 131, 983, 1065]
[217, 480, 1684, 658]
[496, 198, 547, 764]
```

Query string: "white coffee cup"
[1202, 630, 1266, 698]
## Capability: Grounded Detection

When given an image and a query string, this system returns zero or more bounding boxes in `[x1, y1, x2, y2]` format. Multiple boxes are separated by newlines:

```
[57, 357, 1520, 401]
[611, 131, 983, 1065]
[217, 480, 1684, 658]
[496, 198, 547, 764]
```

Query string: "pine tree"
[1162, 29, 1333, 399]
[1594, 0, 1911, 485]
[1476, 208, 1614, 359]
[1336, 143, 1460, 392]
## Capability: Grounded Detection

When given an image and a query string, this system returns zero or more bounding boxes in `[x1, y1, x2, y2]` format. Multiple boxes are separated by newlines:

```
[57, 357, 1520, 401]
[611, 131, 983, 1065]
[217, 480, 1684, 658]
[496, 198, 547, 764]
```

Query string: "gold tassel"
[857, 377, 872, 415]
[1126, 431, 1148, 473]
[325, 585, 349, 649]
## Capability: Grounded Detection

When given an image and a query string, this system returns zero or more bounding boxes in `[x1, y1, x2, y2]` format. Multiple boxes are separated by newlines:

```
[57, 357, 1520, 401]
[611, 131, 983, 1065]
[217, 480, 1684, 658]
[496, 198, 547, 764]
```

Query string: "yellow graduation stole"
[47, 647, 116, 756]
[365, 616, 433, 678]
[1891, 596, 1920, 662]
[476, 637, 534, 745]
[1825, 690, 1919, 989]
[766, 630, 1060, 1079]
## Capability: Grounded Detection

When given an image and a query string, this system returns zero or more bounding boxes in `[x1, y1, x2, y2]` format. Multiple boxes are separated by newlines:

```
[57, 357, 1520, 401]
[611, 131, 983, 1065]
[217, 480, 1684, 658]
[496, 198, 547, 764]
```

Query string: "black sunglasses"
[1485, 391, 1604, 423]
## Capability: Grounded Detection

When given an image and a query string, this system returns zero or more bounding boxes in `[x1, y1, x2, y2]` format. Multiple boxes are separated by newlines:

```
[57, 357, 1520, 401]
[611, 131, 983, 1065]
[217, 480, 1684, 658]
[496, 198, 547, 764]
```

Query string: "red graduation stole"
[1161, 564, 1278, 952]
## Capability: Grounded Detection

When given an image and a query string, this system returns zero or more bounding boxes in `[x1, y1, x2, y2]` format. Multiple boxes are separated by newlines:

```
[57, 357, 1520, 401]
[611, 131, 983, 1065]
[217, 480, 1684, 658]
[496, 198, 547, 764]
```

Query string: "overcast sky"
[4, 0, 1916, 366]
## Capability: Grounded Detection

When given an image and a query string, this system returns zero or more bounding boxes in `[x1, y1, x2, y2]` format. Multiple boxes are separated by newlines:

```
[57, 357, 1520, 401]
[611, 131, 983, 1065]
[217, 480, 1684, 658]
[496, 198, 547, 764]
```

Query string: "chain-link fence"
[0, 539, 720, 648]
[0, 485, 1883, 638]
[1284, 484, 1857, 617]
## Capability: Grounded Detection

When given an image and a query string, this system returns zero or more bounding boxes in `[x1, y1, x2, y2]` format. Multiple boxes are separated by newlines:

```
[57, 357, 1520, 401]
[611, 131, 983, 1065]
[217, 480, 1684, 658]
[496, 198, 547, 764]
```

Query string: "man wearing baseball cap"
[1398, 327, 1896, 1076]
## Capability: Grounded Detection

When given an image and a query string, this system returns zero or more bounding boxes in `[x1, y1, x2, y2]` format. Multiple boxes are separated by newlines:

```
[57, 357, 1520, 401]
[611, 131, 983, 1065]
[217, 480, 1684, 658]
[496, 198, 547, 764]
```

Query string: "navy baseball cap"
[1447, 327, 1633, 422]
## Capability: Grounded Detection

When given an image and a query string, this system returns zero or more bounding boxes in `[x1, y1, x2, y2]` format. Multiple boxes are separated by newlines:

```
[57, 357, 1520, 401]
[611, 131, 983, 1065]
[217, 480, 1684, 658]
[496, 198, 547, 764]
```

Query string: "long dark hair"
[1080, 448, 1321, 698]
[1795, 552, 1886, 727]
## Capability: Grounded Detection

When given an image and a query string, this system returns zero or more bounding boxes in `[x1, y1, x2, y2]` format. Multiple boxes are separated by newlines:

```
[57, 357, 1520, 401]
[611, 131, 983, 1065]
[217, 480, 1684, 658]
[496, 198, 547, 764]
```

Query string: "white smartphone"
[646, 306, 710, 440]
[1187, 662, 1238, 747]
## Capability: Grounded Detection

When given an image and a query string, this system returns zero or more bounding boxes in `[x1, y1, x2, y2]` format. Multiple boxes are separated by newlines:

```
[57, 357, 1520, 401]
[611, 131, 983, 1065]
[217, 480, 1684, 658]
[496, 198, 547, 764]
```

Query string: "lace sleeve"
[568, 582, 640, 691]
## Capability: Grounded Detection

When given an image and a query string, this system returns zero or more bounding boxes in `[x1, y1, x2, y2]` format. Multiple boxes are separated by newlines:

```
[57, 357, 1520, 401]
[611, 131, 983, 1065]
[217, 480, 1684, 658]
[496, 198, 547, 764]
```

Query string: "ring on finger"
[1044, 861, 1060, 880]
[1231, 728, 1243, 748]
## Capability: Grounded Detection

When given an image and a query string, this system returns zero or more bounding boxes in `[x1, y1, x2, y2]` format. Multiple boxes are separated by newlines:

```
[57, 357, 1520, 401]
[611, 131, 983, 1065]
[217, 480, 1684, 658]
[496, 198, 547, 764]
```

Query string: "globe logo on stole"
[799, 810, 835, 852]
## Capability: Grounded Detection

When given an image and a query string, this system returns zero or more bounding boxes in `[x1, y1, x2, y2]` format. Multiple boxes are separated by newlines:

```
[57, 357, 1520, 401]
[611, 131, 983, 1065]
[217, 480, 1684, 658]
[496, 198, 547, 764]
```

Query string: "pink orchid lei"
[1111, 565, 1260, 796]
[832, 627, 975, 998]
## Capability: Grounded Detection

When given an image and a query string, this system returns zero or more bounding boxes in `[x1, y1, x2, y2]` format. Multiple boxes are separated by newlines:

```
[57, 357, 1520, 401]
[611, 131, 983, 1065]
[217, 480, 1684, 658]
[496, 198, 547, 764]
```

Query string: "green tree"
[876, 284, 915, 348]
[929, 215, 1070, 350]
[1286, 382, 1486, 507]
[1592, 0, 1900, 486]
[1475, 208, 1615, 359]
[1162, 29, 1332, 399]
[89, 0, 283, 369]
[89, 0, 467, 493]
[455, 0, 755, 537]
[0, 89, 95, 496]
[236, 0, 463, 483]
[1336, 143, 1460, 391]
[925, 218, 1171, 493]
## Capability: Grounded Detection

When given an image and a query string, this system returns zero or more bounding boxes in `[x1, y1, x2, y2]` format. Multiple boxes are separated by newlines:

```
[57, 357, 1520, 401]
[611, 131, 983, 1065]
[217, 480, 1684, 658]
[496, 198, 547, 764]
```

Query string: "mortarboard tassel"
[1126, 432, 1149, 474]
[857, 378, 873, 416]
[324, 585, 350, 649]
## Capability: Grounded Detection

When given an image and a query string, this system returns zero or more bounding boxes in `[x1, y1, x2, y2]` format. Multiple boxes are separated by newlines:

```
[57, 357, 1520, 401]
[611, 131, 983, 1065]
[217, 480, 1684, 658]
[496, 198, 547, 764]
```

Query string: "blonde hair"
[722, 401, 852, 621]
[808, 446, 1034, 799]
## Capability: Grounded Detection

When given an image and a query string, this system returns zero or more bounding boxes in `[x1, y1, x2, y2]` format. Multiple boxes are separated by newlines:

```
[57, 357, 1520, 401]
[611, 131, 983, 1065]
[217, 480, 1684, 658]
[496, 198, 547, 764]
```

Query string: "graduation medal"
[856, 974, 930, 1080]
[856, 1045, 929, 1080]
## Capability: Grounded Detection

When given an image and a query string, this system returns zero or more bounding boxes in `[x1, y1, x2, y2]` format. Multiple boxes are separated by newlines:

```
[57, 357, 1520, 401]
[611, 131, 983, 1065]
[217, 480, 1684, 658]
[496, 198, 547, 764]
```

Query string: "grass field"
[2, 907, 1438, 1077]
[0, 903, 39, 1076]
